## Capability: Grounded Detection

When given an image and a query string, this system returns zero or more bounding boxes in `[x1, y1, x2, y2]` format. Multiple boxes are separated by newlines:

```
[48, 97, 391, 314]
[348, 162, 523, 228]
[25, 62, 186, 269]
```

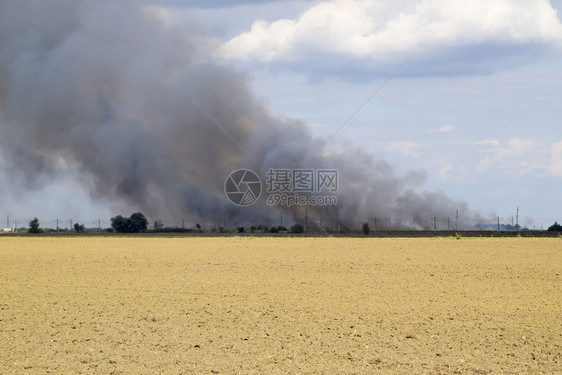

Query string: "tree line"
[25, 213, 148, 234]
[20, 216, 562, 234]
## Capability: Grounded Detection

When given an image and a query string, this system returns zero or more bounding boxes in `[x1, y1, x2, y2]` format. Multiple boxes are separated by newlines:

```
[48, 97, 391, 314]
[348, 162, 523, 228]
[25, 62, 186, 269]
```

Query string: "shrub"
[291, 224, 304, 234]
[362, 223, 370, 235]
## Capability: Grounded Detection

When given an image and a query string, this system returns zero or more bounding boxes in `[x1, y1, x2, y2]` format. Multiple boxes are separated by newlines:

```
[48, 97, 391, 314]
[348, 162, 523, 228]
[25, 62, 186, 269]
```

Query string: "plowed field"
[1, 237, 560, 374]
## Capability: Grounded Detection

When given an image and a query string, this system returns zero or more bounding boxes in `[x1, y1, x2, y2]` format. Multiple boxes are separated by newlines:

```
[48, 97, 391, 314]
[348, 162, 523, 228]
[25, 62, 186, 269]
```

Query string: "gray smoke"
[0, 0, 480, 229]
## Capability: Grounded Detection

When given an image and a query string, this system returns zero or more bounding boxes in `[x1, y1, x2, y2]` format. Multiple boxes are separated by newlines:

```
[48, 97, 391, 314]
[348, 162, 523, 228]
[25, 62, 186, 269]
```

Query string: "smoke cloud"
[0, 0, 480, 229]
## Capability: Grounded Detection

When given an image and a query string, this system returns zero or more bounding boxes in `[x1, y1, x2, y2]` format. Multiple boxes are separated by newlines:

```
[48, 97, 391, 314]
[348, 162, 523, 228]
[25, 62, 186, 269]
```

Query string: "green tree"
[547, 222, 562, 231]
[291, 223, 304, 234]
[28, 217, 42, 233]
[74, 223, 85, 233]
[128, 212, 148, 233]
[111, 213, 148, 233]
[111, 215, 129, 233]
[362, 222, 370, 235]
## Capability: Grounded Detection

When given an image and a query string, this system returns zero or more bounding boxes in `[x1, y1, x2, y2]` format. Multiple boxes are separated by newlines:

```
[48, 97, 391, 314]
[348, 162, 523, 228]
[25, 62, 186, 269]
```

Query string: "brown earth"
[0, 237, 560, 374]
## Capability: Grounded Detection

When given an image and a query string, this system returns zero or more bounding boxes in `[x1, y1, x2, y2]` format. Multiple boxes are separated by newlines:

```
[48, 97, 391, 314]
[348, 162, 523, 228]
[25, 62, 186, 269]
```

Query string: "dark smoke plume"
[0, 0, 480, 229]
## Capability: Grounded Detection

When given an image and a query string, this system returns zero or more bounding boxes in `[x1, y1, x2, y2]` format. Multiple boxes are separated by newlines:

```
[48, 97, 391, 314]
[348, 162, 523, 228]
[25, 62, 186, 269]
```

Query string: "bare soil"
[1, 237, 560, 374]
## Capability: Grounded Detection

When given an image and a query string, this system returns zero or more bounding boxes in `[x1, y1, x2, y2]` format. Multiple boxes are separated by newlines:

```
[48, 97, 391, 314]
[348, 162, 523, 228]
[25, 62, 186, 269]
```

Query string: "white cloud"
[547, 141, 562, 176]
[491, 138, 539, 158]
[474, 139, 500, 146]
[475, 138, 560, 176]
[217, 0, 562, 63]
[386, 140, 422, 158]
[438, 125, 454, 133]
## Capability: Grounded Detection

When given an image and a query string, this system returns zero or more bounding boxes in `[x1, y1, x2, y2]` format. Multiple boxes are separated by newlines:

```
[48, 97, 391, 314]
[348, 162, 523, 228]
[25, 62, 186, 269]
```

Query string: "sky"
[1, 0, 561, 229]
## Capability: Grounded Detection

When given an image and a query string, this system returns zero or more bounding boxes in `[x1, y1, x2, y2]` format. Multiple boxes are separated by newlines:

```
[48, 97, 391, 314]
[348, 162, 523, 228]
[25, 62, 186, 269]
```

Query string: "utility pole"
[374, 217, 377, 232]
[280, 211, 283, 228]
[98, 219, 101, 231]
[434, 217, 437, 232]
[320, 216, 323, 231]
[456, 210, 459, 231]
[304, 209, 308, 232]
[7, 214, 9, 228]
[388, 217, 391, 231]
[181, 217, 185, 229]
[56, 219, 59, 231]
[497, 217, 500, 232]
[516, 206, 519, 228]
[447, 217, 450, 231]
